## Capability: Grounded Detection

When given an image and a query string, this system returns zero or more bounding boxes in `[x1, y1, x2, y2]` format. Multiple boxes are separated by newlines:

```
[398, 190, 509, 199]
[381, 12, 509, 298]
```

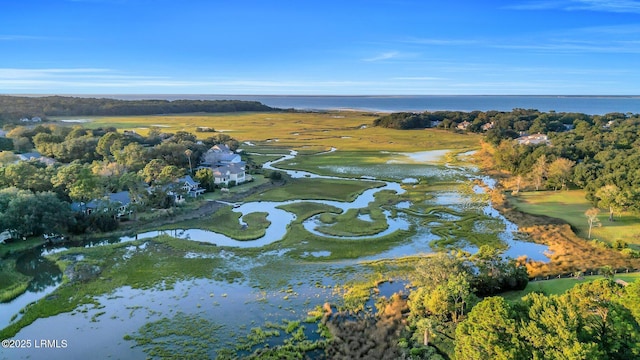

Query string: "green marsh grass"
[185, 207, 271, 241]
[0, 258, 32, 303]
[316, 208, 388, 237]
[0, 236, 232, 339]
[246, 178, 384, 202]
[0, 237, 46, 258]
[85, 112, 481, 153]
[126, 312, 224, 359]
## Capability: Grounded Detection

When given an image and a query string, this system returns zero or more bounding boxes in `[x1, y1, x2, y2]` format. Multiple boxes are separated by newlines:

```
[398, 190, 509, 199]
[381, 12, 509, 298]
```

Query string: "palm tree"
[185, 149, 193, 174]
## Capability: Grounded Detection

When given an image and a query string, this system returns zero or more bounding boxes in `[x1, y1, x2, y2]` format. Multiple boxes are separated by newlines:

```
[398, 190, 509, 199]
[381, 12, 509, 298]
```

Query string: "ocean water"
[100, 94, 640, 115]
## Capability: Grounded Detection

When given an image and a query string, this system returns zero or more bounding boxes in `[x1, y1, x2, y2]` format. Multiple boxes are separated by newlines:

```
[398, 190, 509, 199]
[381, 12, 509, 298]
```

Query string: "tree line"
[374, 109, 640, 215]
[0, 95, 277, 123]
[0, 124, 242, 238]
[396, 250, 640, 359]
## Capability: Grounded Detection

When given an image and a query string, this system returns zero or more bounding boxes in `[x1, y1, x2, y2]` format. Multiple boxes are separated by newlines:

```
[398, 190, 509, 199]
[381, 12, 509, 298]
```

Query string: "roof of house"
[516, 133, 549, 145]
[212, 144, 231, 153]
[201, 150, 242, 167]
[108, 191, 131, 206]
[18, 152, 42, 160]
[178, 175, 199, 187]
[71, 191, 131, 212]
[212, 163, 245, 177]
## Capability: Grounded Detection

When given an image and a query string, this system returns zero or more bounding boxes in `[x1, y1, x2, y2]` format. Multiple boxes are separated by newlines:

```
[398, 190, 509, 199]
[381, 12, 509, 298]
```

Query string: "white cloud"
[506, 0, 640, 13]
[0, 68, 112, 79]
[363, 51, 400, 62]
[402, 38, 482, 46]
[392, 76, 445, 81]
[0, 35, 47, 41]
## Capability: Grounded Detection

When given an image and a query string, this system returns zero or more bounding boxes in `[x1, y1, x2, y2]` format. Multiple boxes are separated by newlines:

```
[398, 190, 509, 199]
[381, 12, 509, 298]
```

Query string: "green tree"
[546, 157, 575, 190]
[139, 159, 167, 184]
[194, 168, 215, 191]
[52, 163, 101, 203]
[623, 281, 640, 322]
[595, 184, 625, 222]
[566, 279, 640, 359]
[0, 151, 17, 164]
[0, 137, 14, 151]
[455, 297, 527, 360]
[96, 131, 122, 160]
[0, 188, 73, 238]
[3, 161, 52, 192]
[520, 293, 601, 359]
[414, 317, 435, 346]
[157, 165, 183, 186]
[530, 154, 548, 191]
[599, 265, 615, 280]
[114, 142, 147, 172]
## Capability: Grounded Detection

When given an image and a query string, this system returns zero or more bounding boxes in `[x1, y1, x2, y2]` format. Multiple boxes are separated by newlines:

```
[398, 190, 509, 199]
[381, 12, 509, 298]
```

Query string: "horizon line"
[3, 93, 640, 98]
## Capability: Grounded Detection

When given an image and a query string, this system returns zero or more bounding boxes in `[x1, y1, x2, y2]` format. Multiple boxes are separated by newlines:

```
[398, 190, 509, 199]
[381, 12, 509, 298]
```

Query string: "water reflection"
[16, 248, 63, 293]
[1, 149, 551, 338]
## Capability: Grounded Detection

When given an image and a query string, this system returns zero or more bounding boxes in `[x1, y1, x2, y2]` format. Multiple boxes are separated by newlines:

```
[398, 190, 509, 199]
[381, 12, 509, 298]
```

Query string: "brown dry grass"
[491, 189, 640, 278]
[323, 293, 408, 360]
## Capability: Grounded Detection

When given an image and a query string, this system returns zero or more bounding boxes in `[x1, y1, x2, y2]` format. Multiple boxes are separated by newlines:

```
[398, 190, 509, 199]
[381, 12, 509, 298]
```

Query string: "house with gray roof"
[201, 144, 242, 167]
[71, 191, 132, 218]
[177, 175, 205, 197]
[17, 151, 56, 166]
[211, 163, 246, 186]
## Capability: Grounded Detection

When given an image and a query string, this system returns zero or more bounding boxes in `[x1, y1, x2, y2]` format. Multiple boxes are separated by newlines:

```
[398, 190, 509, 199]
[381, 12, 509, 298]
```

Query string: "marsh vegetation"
[2, 109, 639, 359]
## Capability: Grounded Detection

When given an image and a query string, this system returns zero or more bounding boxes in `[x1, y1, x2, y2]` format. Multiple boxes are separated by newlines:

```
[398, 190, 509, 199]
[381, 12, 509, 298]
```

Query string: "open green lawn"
[509, 190, 640, 247]
[501, 273, 640, 301]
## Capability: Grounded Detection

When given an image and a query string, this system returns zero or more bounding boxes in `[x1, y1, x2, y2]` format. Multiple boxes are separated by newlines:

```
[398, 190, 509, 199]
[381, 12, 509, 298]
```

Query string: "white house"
[212, 163, 246, 186]
[201, 144, 242, 167]
[515, 133, 550, 145]
[457, 121, 472, 130]
[481, 122, 495, 131]
[198, 144, 248, 186]
[0, 230, 12, 244]
[177, 175, 205, 197]
[20, 117, 42, 123]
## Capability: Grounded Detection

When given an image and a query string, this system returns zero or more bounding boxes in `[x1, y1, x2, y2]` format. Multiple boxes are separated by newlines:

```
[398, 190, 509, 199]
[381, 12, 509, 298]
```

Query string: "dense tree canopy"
[374, 109, 640, 213]
[0, 95, 276, 123]
[0, 120, 248, 237]
[455, 279, 640, 360]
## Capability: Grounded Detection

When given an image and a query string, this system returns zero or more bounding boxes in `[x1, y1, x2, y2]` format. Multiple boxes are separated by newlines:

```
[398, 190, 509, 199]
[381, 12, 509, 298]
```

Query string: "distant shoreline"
[4, 94, 640, 115]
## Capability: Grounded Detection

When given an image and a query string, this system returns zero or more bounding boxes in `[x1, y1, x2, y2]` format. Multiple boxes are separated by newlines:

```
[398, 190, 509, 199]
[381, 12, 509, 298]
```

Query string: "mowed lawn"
[509, 190, 640, 247]
[79, 112, 481, 152]
[501, 272, 640, 301]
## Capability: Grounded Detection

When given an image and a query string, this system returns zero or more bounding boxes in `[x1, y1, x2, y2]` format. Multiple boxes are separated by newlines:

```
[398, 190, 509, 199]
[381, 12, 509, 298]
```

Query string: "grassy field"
[501, 273, 640, 301]
[509, 190, 640, 247]
[79, 111, 481, 152]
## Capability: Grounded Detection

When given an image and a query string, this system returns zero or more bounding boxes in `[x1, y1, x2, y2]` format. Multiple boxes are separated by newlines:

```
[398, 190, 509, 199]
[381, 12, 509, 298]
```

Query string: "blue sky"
[1, 0, 639, 95]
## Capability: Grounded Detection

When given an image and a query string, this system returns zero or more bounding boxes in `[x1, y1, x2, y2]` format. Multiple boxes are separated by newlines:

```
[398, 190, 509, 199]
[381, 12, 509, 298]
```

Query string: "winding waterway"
[1, 149, 550, 359]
